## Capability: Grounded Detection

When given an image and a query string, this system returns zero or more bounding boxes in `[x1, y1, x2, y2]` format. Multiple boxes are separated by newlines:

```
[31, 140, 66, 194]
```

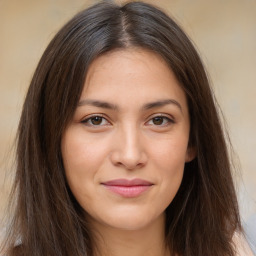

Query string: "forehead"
[81, 48, 188, 112]
[85, 48, 174, 86]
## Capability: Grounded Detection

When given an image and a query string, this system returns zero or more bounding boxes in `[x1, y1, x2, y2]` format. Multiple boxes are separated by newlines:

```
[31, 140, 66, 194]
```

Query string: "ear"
[185, 146, 197, 163]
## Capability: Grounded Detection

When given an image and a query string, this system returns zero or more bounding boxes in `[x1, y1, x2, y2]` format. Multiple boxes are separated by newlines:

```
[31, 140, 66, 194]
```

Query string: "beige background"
[0, 0, 255, 228]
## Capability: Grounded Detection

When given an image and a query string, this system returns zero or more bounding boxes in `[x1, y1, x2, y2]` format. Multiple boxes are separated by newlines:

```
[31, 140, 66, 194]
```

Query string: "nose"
[110, 125, 148, 170]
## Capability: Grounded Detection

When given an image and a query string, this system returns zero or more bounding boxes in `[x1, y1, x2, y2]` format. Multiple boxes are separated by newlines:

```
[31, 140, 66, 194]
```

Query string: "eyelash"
[146, 115, 175, 126]
[81, 114, 110, 126]
[81, 114, 175, 127]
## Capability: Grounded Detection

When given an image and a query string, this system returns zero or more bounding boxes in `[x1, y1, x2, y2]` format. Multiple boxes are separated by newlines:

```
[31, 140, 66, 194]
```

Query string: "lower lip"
[103, 185, 152, 198]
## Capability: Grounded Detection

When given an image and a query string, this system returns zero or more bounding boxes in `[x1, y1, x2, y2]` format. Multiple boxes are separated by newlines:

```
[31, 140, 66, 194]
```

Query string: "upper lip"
[101, 179, 153, 186]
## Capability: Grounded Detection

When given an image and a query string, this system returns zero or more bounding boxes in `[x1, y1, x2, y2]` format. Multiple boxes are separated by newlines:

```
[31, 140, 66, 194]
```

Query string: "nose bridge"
[122, 123, 140, 156]
[111, 122, 147, 169]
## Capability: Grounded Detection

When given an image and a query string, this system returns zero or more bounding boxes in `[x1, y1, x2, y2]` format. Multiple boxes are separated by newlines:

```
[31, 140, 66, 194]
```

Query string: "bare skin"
[91, 213, 170, 256]
[61, 48, 195, 256]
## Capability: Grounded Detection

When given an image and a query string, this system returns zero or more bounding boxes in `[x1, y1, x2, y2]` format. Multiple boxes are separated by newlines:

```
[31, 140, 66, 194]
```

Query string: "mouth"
[101, 179, 153, 198]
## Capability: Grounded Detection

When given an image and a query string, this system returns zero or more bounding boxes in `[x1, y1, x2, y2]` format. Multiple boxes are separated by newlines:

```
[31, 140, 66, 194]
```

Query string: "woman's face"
[61, 49, 195, 231]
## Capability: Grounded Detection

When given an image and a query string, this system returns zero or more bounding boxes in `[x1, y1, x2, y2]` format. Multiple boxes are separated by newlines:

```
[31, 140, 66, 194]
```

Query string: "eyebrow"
[77, 99, 118, 110]
[78, 99, 182, 112]
[142, 99, 182, 112]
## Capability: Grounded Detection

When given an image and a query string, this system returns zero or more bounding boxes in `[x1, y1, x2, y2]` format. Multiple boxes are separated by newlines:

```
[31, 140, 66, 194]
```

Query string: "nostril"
[112, 155, 147, 170]
[109, 139, 148, 170]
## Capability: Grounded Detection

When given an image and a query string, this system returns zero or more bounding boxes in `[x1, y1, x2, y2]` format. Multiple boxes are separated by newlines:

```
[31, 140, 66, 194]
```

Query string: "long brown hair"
[1, 1, 241, 255]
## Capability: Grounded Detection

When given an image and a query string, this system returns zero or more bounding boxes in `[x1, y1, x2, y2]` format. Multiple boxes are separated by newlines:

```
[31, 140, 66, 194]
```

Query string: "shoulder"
[233, 232, 255, 256]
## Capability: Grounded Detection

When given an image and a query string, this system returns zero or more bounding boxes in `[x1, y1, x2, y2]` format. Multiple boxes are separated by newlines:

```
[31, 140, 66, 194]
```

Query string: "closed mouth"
[101, 179, 153, 198]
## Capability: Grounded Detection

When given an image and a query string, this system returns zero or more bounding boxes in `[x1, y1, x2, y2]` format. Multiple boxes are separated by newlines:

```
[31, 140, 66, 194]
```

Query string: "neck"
[90, 214, 171, 256]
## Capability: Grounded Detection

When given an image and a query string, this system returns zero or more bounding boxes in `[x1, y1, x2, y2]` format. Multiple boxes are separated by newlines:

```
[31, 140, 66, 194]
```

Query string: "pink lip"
[101, 179, 153, 198]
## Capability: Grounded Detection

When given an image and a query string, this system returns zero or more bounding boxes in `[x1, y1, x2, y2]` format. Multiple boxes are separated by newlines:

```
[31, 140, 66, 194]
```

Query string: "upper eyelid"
[146, 113, 175, 121]
[81, 114, 111, 125]
[80, 113, 175, 124]
[82, 113, 107, 120]
[81, 112, 175, 119]
[146, 117, 174, 125]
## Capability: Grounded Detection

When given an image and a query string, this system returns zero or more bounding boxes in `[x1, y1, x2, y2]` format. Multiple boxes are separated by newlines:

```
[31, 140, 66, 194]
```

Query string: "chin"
[110, 218, 150, 231]
[95, 210, 165, 232]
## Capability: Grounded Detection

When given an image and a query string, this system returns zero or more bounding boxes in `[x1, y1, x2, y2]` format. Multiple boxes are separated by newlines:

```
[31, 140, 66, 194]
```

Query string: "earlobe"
[185, 147, 197, 162]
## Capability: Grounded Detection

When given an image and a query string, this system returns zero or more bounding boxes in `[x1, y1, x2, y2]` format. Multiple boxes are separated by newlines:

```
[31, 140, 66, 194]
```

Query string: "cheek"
[62, 128, 109, 174]
[150, 135, 189, 170]
[61, 128, 109, 202]
[149, 137, 188, 200]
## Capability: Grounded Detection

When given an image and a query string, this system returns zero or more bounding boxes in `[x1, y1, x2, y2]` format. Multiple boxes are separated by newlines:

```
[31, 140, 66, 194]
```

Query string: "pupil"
[92, 116, 102, 125]
[153, 117, 163, 125]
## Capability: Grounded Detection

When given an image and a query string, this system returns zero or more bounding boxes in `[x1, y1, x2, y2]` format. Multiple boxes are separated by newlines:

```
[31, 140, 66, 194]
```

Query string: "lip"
[101, 179, 153, 198]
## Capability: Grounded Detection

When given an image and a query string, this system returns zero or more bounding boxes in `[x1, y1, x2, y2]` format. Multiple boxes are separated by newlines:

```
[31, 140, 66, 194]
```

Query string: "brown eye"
[82, 116, 109, 126]
[152, 117, 164, 125]
[146, 115, 174, 127]
[91, 116, 103, 125]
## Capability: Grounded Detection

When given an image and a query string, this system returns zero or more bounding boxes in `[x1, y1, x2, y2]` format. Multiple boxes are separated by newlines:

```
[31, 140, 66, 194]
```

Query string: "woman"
[1, 1, 253, 255]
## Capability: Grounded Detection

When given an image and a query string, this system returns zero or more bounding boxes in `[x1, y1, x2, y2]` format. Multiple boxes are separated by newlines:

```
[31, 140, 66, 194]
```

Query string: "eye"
[146, 115, 174, 126]
[81, 115, 110, 126]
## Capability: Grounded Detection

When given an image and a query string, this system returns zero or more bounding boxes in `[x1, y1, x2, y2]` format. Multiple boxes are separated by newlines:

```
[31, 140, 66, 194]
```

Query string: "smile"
[101, 179, 153, 198]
